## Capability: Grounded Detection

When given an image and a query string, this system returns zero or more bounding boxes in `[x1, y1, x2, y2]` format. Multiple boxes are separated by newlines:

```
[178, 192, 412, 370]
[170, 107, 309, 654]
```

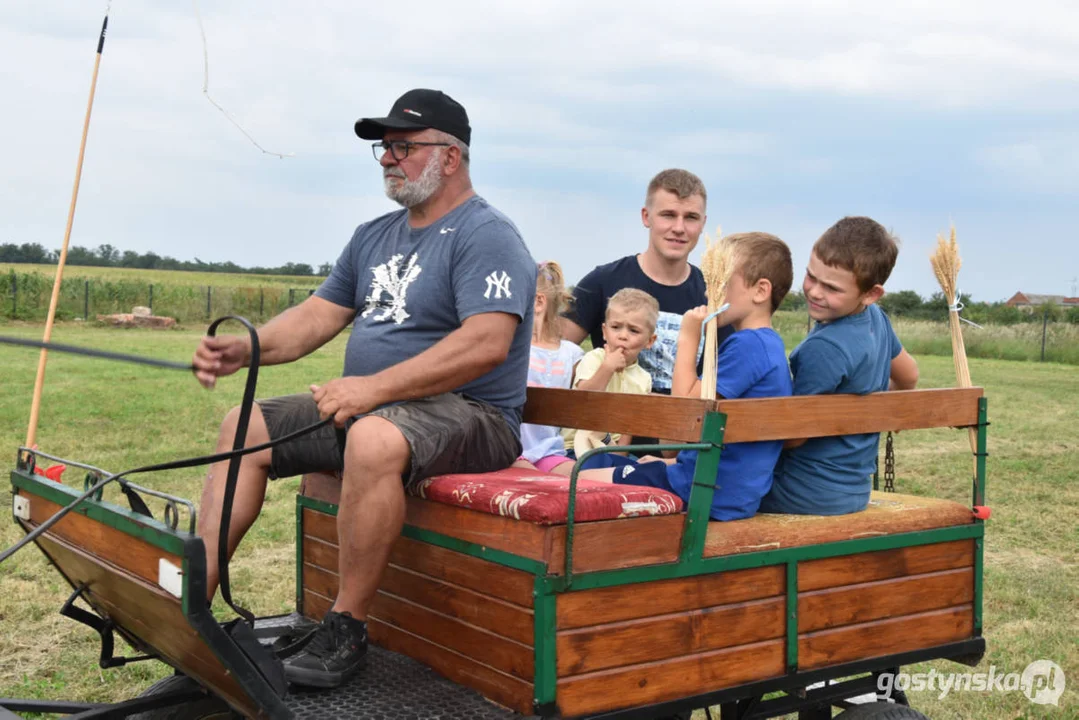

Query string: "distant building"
[1005, 292, 1079, 310]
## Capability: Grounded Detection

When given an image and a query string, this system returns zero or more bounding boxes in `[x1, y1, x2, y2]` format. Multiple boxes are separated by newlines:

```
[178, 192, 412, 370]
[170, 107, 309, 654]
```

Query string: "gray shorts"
[256, 393, 521, 486]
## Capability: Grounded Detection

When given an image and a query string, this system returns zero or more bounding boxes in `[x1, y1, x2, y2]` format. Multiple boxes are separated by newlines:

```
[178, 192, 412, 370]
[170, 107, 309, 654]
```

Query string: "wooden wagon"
[4, 385, 989, 719]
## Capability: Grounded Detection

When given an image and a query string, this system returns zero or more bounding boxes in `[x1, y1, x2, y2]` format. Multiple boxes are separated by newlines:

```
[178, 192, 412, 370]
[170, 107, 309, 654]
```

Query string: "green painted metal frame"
[785, 561, 798, 671]
[531, 576, 557, 711]
[567, 440, 715, 583]
[9, 468, 189, 556]
[295, 499, 305, 615]
[289, 398, 990, 712]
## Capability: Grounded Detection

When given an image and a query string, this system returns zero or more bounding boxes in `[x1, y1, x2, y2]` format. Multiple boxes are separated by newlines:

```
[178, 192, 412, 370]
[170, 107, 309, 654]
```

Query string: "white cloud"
[0, 1, 1077, 301]
[976, 135, 1079, 194]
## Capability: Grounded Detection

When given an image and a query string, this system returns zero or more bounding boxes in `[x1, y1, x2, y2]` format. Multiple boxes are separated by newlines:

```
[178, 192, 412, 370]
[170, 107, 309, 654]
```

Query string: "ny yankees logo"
[363, 253, 422, 324]
[484, 271, 512, 299]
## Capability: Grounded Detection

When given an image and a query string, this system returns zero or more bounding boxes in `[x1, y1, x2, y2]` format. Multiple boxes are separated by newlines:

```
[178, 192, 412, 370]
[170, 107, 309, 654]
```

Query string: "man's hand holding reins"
[310, 378, 387, 427]
[192, 335, 249, 389]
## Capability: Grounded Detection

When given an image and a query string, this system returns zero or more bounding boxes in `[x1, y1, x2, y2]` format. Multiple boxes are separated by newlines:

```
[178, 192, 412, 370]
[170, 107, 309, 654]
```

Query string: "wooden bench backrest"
[523, 387, 983, 443]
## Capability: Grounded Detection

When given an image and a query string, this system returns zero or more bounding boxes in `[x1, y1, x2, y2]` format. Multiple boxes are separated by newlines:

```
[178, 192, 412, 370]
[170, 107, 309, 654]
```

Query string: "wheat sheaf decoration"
[929, 226, 978, 462]
[700, 229, 736, 400]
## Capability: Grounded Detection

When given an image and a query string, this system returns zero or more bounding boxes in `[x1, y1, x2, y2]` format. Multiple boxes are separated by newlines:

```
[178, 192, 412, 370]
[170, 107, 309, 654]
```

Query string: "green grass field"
[0, 323, 1076, 718]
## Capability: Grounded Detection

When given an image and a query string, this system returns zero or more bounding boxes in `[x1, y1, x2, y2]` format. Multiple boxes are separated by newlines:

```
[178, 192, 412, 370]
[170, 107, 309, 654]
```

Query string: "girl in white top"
[514, 261, 583, 474]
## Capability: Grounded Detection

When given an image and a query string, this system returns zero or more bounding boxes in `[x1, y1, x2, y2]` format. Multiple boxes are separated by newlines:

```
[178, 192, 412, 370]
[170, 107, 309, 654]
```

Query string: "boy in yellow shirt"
[563, 288, 657, 456]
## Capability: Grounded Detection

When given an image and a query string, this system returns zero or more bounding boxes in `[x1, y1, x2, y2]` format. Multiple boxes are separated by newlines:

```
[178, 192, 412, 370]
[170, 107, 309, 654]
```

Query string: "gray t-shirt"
[316, 196, 536, 434]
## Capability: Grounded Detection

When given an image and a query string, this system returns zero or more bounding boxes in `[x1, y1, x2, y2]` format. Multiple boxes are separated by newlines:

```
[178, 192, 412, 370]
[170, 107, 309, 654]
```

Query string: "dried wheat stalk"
[700, 229, 735, 400]
[930, 226, 977, 460]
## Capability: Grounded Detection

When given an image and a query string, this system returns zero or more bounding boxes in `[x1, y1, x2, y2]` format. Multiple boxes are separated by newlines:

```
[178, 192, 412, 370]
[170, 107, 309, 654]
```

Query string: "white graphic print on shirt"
[362, 253, 422, 325]
[484, 271, 512, 299]
[637, 310, 683, 391]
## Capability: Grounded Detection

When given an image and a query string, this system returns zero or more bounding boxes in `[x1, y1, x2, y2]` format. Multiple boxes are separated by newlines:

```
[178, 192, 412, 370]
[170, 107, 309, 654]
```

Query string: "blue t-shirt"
[316, 196, 536, 435]
[762, 304, 902, 515]
[665, 328, 792, 521]
[564, 255, 731, 393]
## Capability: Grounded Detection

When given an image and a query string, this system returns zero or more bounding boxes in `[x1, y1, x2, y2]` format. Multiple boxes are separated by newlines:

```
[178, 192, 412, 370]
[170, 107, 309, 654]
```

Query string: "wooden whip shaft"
[26, 16, 108, 448]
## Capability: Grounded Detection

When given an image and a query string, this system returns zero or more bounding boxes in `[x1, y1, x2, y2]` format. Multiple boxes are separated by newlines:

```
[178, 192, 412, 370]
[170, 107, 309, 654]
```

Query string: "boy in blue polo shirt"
[580, 232, 793, 521]
[761, 216, 919, 516]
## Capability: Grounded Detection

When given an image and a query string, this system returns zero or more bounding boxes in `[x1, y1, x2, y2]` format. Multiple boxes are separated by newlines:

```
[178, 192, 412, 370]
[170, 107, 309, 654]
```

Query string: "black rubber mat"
[256, 615, 534, 719]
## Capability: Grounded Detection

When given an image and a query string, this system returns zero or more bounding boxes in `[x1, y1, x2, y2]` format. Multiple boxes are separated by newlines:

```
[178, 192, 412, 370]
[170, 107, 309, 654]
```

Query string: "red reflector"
[35, 464, 66, 483]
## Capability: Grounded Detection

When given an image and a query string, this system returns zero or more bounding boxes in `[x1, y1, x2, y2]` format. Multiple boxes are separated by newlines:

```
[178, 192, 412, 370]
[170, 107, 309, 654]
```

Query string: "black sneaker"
[282, 611, 368, 688]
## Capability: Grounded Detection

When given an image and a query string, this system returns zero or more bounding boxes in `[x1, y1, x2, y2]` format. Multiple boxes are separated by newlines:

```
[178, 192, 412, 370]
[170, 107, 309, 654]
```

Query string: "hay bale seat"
[295, 386, 985, 717]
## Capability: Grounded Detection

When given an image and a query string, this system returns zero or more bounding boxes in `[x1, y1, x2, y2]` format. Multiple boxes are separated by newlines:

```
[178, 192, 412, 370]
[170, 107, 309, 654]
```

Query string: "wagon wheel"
[833, 702, 930, 719]
[128, 675, 239, 720]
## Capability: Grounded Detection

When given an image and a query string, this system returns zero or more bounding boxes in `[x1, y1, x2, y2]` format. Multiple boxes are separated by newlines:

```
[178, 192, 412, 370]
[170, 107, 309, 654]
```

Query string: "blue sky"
[1, 1, 1076, 302]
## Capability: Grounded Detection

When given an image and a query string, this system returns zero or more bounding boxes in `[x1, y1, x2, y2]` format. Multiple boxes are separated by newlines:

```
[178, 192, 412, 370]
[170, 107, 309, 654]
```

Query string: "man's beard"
[384, 149, 443, 208]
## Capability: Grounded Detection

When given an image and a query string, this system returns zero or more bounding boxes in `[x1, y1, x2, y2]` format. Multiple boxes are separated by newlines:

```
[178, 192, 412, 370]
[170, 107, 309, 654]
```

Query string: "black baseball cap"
[355, 89, 471, 146]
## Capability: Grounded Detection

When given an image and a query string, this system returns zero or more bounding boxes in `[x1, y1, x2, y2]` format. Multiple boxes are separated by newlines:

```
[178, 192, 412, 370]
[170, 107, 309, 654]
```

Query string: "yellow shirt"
[563, 348, 653, 451]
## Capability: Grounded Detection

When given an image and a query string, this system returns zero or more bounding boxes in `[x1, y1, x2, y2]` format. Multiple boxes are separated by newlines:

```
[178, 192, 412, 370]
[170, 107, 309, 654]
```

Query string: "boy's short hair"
[726, 232, 793, 313]
[606, 288, 660, 334]
[645, 168, 707, 208]
[813, 217, 899, 292]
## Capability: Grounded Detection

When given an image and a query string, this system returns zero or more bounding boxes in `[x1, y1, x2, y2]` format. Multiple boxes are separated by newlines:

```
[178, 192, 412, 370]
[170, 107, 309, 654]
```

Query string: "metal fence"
[4, 271, 318, 325]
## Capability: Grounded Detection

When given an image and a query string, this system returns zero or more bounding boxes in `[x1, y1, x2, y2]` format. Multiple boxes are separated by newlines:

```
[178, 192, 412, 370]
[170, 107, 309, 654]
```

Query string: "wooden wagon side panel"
[17, 492, 266, 720]
[797, 540, 977, 670]
[299, 506, 537, 714]
[553, 566, 787, 716]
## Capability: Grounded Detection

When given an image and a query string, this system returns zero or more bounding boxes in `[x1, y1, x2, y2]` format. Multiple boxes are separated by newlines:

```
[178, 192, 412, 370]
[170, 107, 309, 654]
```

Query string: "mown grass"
[0, 322, 1076, 718]
[0, 264, 324, 288]
[773, 311, 1079, 366]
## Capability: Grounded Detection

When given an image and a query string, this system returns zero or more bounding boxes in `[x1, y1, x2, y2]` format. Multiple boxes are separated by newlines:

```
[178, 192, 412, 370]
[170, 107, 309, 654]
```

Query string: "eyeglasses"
[372, 139, 450, 162]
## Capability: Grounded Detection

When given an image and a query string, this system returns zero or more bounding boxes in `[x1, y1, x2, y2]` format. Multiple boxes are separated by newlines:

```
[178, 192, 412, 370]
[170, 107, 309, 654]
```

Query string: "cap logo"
[402, 108, 423, 117]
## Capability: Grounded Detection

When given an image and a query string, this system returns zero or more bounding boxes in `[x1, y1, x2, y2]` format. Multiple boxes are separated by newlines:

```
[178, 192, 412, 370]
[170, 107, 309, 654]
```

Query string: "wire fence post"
[9, 273, 15, 319]
[288, 288, 294, 307]
[148, 284, 154, 315]
[1041, 308, 1049, 362]
[83, 280, 89, 319]
[259, 288, 264, 318]
[206, 286, 212, 319]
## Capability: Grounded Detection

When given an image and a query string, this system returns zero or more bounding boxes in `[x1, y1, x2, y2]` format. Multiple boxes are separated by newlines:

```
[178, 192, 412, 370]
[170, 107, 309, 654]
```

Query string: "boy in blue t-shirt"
[761, 216, 919, 516]
[580, 232, 794, 521]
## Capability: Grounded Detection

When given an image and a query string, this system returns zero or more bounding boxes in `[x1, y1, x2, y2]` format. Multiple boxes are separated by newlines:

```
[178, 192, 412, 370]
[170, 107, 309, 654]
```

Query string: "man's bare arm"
[193, 296, 354, 387]
[255, 297, 356, 365]
[560, 317, 588, 345]
[311, 312, 520, 425]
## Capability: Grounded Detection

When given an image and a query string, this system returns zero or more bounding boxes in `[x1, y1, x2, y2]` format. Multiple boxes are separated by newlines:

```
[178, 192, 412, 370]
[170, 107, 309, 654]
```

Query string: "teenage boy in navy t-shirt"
[761, 216, 919, 516]
[560, 168, 732, 394]
[580, 233, 794, 521]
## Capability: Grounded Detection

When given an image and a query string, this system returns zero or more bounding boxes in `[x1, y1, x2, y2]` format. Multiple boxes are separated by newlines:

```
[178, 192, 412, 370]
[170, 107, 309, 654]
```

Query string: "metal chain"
[883, 432, 896, 492]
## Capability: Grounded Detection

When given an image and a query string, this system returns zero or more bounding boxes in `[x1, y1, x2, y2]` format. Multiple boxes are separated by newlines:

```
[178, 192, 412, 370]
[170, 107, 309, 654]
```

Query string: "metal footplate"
[255, 615, 532, 719]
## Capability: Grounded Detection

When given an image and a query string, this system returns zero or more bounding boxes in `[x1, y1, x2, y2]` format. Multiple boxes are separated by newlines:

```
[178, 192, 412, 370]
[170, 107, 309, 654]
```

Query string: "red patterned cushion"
[410, 468, 683, 525]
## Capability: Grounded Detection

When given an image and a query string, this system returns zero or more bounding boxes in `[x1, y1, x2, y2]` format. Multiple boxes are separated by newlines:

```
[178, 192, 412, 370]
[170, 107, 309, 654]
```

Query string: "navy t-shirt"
[666, 328, 792, 520]
[316, 196, 536, 435]
[564, 255, 731, 393]
[762, 304, 903, 515]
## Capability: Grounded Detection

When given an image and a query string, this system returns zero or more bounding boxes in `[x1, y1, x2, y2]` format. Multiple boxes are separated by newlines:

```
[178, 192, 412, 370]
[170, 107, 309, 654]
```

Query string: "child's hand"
[602, 345, 627, 372]
[680, 305, 708, 340]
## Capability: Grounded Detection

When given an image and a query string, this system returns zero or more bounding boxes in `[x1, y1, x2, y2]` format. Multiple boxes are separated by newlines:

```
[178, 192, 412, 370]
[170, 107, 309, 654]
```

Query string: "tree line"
[0, 242, 332, 277]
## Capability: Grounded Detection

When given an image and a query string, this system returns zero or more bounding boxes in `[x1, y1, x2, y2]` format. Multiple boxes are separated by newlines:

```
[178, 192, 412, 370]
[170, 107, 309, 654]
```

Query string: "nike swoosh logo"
[440, 227, 455, 234]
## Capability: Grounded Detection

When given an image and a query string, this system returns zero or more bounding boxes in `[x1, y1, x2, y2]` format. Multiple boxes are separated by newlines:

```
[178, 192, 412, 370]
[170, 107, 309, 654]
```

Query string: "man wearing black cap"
[191, 89, 535, 688]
